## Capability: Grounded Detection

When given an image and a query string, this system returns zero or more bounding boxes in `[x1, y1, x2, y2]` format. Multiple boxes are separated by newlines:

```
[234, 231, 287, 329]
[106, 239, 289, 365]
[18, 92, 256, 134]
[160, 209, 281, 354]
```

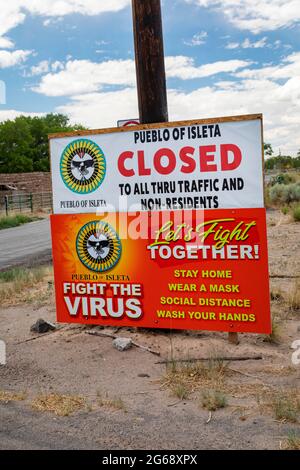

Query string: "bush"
[270, 173, 295, 186]
[201, 389, 227, 411]
[293, 205, 300, 222]
[269, 182, 300, 205]
[0, 214, 36, 230]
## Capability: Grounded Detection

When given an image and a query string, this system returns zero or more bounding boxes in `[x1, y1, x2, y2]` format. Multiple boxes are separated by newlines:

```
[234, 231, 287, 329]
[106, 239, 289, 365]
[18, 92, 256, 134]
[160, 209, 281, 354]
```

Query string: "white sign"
[49, 115, 264, 214]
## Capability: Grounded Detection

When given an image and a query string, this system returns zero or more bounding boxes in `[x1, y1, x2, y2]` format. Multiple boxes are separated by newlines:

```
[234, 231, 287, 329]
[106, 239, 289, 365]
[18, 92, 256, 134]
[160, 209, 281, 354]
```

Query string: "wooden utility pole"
[132, 0, 168, 124]
[131, 0, 239, 346]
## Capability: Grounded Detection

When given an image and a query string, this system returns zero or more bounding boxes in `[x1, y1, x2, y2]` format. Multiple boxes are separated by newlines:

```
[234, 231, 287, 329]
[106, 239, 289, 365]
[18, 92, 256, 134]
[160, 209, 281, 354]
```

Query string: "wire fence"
[0, 192, 53, 215]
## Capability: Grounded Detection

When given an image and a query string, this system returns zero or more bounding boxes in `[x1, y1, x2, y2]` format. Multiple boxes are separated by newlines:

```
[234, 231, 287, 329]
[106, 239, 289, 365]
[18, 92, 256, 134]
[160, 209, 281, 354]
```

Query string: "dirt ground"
[0, 209, 299, 450]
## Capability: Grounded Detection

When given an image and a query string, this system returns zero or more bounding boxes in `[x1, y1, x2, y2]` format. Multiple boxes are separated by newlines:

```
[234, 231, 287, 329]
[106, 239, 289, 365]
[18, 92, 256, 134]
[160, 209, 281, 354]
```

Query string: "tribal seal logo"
[60, 139, 106, 194]
[76, 221, 122, 272]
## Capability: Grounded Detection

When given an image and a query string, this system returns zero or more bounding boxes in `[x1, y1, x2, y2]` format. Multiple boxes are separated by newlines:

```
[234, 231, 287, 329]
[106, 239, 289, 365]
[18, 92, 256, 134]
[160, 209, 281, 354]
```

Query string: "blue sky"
[0, 0, 299, 155]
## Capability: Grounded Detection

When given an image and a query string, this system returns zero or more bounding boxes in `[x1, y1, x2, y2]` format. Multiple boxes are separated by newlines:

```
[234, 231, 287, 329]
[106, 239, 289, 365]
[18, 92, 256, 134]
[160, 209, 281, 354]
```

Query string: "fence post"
[30, 193, 33, 213]
[5, 195, 9, 216]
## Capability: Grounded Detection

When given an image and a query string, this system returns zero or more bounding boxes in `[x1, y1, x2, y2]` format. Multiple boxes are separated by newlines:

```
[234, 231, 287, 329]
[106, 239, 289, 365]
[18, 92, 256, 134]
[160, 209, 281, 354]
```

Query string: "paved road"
[0, 218, 51, 270]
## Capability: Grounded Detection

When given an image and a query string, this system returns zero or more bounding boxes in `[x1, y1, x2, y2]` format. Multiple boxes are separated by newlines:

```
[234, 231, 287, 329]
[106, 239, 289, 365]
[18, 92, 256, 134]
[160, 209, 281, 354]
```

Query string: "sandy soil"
[0, 209, 299, 450]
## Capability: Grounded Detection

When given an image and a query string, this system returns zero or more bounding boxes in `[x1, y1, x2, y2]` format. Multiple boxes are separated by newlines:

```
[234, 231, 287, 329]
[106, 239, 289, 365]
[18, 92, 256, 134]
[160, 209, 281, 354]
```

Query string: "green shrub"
[293, 205, 300, 222]
[281, 206, 289, 215]
[201, 389, 227, 411]
[270, 173, 295, 186]
[269, 182, 300, 205]
[0, 214, 36, 230]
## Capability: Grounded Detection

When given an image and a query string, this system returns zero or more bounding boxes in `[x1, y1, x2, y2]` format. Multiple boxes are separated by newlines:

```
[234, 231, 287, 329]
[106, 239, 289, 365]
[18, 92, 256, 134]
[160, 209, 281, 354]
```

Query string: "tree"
[264, 143, 273, 157]
[0, 113, 86, 173]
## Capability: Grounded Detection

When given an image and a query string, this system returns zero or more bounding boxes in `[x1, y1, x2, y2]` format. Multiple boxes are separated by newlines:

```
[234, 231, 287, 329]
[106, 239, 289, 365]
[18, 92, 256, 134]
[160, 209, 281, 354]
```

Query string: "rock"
[112, 337, 133, 351]
[30, 318, 56, 334]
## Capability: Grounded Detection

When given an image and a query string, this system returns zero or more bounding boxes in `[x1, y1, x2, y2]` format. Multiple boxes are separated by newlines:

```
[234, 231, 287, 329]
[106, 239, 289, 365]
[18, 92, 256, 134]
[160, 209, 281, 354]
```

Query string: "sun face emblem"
[60, 139, 106, 194]
[76, 221, 122, 272]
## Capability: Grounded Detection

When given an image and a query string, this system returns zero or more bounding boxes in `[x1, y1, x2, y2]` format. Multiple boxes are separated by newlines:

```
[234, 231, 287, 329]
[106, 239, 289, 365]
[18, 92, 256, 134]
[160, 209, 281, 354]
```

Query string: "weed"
[270, 289, 284, 302]
[293, 205, 300, 222]
[32, 393, 85, 416]
[172, 383, 189, 400]
[0, 214, 39, 230]
[287, 280, 300, 312]
[201, 389, 227, 411]
[0, 390, 26, 403]
[162, 353, 228, 400]
[97, 391, 126, 411]
[281, 206, 289, 215]
[283, 431, 300, 450]
[273, 392, 299, 423]
[263, 318, 281, 344]
[0, 265, 52, 305]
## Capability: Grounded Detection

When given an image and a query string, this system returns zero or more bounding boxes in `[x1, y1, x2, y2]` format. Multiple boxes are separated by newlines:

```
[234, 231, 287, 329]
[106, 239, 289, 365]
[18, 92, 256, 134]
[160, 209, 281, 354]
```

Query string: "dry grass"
[287, 280, 300, 313]
[272, 392, 300, 423]
[201, 389, 227, 411]
[270, 288, 284, 302]
[31, 393, 85, 416]
[26, 282, 54, 307]
[172, 382, 189, 400]
[282, 432, 300, 450]
[97, 391, 126, 411]
[263, 318, 282, 344]
[257, 389, 300, 423]
[0, 265, 53, 306]
[162, 355, 228, 398]
[0, 390, 26, 403]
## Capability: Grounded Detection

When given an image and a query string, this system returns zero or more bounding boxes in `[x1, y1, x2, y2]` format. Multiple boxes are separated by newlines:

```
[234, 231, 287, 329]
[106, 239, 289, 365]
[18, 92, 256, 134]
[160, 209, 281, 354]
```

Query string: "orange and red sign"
[50, 208, 271, 333]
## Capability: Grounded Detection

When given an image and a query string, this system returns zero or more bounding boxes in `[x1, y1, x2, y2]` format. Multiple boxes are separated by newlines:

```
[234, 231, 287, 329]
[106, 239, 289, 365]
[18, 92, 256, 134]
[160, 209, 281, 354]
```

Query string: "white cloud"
[235, 52, 300, 80]
[57, 81, 300, 155]
[183, 31, 207, 46]
[0, 109, 43, 122]
[0, 1, 130, 47]
[185, 0, 300, 33]
[33, 56, 251, 97]
[0, 5, 25, 37]
[23, 0, 130, 17]
[226, 37, 292, 51]
[57, 88, 138, 128]
[55, 52, 300, 155]
[225, 42, 239, 50]
[166, 56, 251, 79]
[28, 59, 64, 76]
[51, 61, 64, 72]
[0, 37, 14, 49]
[43, 17, 63, 27]
[30, 60, 50, 76]
[0, 49, 32, 68]
[95, 40, 110, 46]
[33, 59, 136, 96]
[226, 37, 268, 49]
[241, 37, 268, 48]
